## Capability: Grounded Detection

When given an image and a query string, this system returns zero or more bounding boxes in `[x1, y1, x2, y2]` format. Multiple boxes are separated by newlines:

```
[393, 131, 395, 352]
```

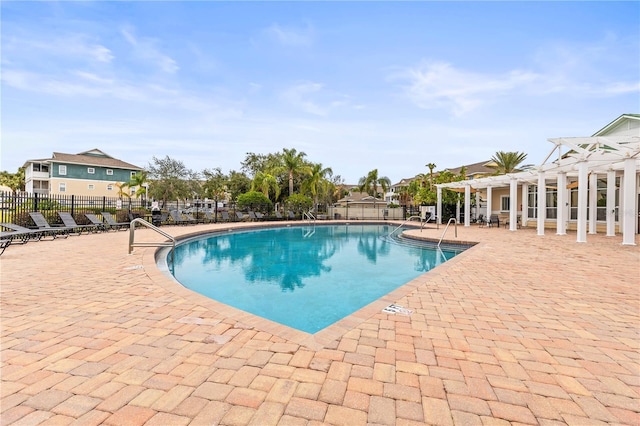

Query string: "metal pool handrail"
[128, 218, 175, 264]
[438, 218, 458, 248]
[388, 215, 422, 236]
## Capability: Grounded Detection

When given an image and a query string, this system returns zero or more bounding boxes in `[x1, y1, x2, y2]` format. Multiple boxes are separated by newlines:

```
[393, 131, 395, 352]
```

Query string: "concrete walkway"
[1, 221, 638, 425]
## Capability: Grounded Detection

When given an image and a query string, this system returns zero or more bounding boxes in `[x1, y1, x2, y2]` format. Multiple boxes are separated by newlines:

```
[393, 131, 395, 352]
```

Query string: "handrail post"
[128, 218, 176, 264]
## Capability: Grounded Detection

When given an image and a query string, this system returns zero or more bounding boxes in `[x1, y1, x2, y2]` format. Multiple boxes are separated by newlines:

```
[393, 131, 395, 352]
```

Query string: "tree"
[489, 151, 528, 174]
[236, 191, 273, 212]
[278, 148, 311, 196]
[357, 169, 391, 198]
[227, 170, 252, 203]
[302, 163, 333, 211]
[146, 155, 200, 207]
[426, 163, 437, 190]
[286, 193, 313, 214]
[251, 171, 280, 201]
[0, 168, 25, 194]
[125, 171, 149, 200]
[202, 166, 228, 199]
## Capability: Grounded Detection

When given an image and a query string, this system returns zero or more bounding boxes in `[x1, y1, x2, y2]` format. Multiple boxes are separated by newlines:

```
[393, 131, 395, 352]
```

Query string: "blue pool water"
[170, 224, 464, 333]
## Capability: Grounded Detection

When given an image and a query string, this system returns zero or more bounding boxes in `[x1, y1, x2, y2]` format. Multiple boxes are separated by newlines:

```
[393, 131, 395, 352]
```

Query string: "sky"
[1, 1, 639, 184]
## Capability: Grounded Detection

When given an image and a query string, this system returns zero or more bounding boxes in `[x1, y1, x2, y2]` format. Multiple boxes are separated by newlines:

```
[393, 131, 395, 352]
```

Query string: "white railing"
[388, 215, 422, 236]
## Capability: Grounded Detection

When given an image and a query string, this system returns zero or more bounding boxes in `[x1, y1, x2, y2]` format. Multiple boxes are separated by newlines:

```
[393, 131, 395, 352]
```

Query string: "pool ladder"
[128, 218, 175, 264]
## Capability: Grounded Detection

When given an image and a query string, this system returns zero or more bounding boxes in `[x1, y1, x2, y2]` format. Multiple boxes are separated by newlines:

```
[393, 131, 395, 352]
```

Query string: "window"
[88, 184, 95, 190]
[59, 183, 66, 192]
[107, 184, 113, 191]
[130, 171, 137, 177]
[59, 165, 67, 175]
[106, 169, 113, 175]
[88, 167, 95, 174]
[500, 196, 510, 212]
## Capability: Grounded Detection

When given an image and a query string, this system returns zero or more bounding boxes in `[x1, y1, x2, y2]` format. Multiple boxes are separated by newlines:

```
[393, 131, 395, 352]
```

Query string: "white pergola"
[436, 135, 640, 245]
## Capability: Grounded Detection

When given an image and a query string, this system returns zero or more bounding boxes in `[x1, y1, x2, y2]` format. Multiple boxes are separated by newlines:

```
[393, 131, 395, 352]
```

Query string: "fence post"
[71, 195, 75, 216]
[102, 197, 106, 212]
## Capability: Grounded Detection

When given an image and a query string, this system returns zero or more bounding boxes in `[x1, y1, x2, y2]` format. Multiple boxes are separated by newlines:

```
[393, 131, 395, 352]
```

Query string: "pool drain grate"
[383, 304, 413, 316]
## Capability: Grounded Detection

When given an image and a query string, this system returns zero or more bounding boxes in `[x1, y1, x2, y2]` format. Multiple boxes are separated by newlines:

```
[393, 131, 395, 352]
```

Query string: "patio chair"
[85, 213, 110, 232]
[0, 239, 10, 256]
[255, 212, 265, 221]
[247, 211, 258, 221]
[168, 210, 189, 225]
[476, 214, 486, 227]
[274, 211, 284, 220]
[220, 211, 230, 222]
[183, 212, 200, 224]
[203, 211, 215, 223]
[58, 212, 99, 234]
[100, 212, 129, 230]
[235, 211, 247, 221]
[28, 212, 71, 238]
[287, 211, 297, 220]
[0, 223, 47, 243]
[487, 214, 500, 228]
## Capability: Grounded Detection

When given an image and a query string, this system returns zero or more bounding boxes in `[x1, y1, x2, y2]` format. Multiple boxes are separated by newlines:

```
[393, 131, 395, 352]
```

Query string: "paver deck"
[1, 221, 638, 425]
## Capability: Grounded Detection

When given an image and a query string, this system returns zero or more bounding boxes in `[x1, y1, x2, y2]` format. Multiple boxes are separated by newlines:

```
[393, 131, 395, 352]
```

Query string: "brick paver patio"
[1, 221, 638, 425]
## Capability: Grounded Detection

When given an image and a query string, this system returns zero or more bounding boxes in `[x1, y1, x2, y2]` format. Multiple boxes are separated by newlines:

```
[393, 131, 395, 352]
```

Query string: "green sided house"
[23, 149, 143, 197]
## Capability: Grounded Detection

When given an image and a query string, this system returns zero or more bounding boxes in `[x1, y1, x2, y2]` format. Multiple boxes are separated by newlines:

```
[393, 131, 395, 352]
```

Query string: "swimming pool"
[170, 224, 465, 333]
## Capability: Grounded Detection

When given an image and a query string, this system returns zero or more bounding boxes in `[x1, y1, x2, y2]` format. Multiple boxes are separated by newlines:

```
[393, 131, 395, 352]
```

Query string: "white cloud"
[264, 23, 313, 47]
[281, 82, 327, 116]
[121, 26, 179, 74]
[394, 61, 539, 116]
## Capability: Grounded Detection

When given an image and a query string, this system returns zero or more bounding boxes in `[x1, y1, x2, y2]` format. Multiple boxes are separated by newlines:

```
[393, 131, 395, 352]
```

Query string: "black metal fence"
[0, 191, 151, 227]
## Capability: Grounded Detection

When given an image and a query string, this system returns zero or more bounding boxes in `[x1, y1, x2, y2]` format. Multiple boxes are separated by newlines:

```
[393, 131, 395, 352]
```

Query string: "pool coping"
[144, 221, 479, 351]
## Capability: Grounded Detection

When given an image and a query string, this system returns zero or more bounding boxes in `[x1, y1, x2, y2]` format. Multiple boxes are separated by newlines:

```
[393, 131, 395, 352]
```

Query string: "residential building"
[23, 149, 143, 197]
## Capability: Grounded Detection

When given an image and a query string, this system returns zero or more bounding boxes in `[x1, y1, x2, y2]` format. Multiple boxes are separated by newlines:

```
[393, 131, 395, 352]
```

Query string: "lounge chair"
[0, 223, 47, 243]
[58, 212, 98, 234]
[220, 211, 230, 222]
[235, 211, 246, 221]
[247, 211, 258, 221]
[100, 212, 129, 230]
[255, 212, 265, 221]
[28, 212, 71, 238]
[0, 239, 10, 256]
[203, 211, 215, 223]
[85, 213, 109, 232]
[287, 211, 296, 220]
[183, 212, 200, 224]
[274, 211, 284, 220]
[168, 210, 189, 225]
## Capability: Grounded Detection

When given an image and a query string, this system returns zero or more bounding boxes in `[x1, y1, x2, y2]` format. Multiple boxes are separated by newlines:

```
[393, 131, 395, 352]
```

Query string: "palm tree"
[358, 169, 391, 198]
[426, 163, 437, 190]
[279, 148, 311, 196]
[126, 171, 149, 200]
[251, 171, 280, 201]
[489, 151, 528, 174]
[303, 163, 333, 210]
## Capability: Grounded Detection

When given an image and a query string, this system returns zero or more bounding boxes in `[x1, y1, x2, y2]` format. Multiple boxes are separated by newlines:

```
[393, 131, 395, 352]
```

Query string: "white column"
[436, 187, 442, 225]
[475, 191, 481, 219]
[509, 178, 518, 231]
[464, 186, 471, 227]
[606, 170, 616, 237]
[456, 199, 461, 224]
[622, 158, 637, 245]
[537, 171, 546, 236]
[486, 186, 493, 219]
[521, 182, 529, 227]
[577, 161, 588, 243]
[589, 172, 597, 234]
[556, 172, 567, 235]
